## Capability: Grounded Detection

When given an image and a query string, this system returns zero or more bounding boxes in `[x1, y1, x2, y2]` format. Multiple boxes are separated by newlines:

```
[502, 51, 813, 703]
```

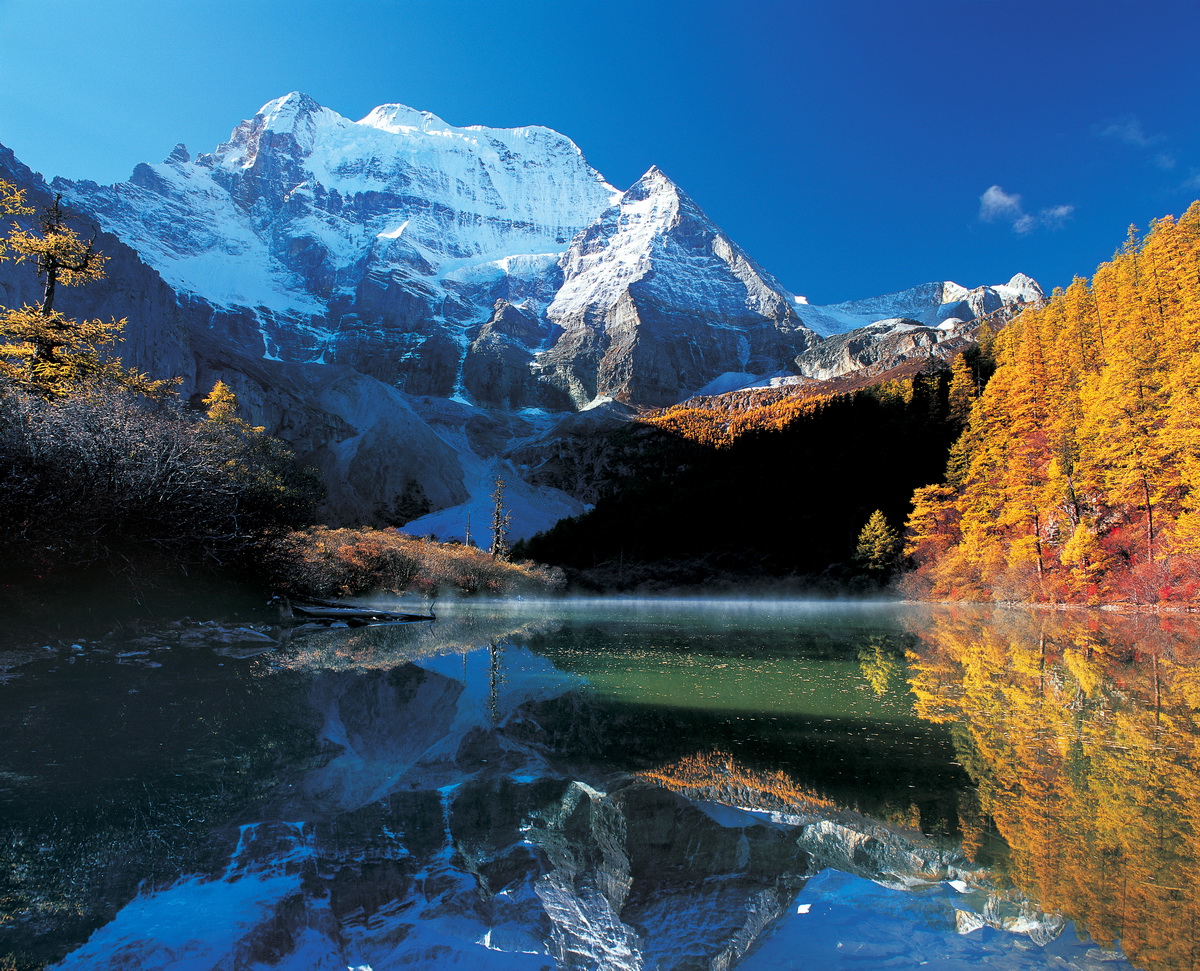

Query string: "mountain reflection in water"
[0, 597, 1159, 969]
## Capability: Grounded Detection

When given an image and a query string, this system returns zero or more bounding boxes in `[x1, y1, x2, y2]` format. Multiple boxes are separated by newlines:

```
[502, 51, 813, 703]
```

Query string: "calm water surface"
[1, 593, 1190, 970]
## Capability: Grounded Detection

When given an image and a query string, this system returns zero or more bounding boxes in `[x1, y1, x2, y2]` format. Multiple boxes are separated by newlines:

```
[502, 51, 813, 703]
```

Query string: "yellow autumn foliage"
[905, 203, 1200, 603]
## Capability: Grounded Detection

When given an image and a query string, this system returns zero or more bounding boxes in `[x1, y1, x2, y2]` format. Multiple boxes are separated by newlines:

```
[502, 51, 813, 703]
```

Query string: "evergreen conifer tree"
[0, 190, 169, 398]
[855, 510, 900, 574]
[947, 353, 975, 425]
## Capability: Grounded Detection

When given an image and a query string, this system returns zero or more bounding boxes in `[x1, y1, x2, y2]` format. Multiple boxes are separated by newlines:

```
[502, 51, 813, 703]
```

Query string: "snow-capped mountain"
[793, 274, 1045, 338]
[57, 94, 821, 409]
[66, 92, 615, 317]
[538, 167, 817, 406]
[58, 92, 618, 402]
[0, 94, 1044, 533]
[56, 93, 1038, 414]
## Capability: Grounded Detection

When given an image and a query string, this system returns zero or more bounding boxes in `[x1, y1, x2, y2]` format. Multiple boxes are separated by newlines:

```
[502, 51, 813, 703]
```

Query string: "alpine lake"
[2, 585, 1197, 971]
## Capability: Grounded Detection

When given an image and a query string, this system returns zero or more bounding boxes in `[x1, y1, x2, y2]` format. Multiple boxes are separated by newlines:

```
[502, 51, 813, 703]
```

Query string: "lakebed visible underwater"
[2, 592, 1194, 970]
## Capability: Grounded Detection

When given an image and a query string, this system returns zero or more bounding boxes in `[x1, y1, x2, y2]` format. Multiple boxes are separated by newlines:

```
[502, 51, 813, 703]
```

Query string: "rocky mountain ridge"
[794, 274, 1044, 337]
[53, 93, 1041, 411]
[1, 94, 1043, 536]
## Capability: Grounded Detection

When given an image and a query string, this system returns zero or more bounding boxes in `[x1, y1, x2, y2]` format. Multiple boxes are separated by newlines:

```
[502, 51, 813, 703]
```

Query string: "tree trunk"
[1033, 510, 1044, 577]
[1142, 472, 1155, 563]
[42, 264, 58, 317]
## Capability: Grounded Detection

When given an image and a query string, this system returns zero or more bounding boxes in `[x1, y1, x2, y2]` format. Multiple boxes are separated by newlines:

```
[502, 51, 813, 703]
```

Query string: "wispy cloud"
[1099, 115, 1194, 186]
[979, 185, 1074, 235]
[1037, 204, 1075, 229]
[1099, 116, 1164, 149]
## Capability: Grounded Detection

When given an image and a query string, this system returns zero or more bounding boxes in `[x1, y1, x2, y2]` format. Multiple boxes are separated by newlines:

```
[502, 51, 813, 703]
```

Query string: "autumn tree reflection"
[906, 606, 1200, 971]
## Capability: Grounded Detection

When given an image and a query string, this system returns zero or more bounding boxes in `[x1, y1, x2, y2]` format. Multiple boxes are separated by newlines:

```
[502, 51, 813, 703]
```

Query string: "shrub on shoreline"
[0, 386, 320, 577]
[262, 526, 564, 599]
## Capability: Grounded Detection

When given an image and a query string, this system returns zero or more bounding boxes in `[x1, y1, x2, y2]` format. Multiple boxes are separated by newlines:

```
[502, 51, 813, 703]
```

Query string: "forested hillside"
[904, 202, 1200, 604]
[516, 358, 982, 590]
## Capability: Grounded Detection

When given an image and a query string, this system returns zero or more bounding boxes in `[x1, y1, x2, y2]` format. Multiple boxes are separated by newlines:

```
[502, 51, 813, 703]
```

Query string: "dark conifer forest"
[515, 363, 980, 589]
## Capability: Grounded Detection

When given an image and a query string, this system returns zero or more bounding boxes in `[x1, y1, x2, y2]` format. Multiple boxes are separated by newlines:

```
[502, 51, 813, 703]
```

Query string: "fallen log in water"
[277, 596, 435, 627]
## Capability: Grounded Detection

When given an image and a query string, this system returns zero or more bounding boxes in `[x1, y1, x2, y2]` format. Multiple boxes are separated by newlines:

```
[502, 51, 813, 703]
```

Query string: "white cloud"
[979, 185, 1023, 223]
[979, 185, 1073, 234]
[1013, 213, 1036, 234]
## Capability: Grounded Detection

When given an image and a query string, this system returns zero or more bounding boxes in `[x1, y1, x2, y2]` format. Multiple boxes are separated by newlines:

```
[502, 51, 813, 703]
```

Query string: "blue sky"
[1, 0, 1197, 303]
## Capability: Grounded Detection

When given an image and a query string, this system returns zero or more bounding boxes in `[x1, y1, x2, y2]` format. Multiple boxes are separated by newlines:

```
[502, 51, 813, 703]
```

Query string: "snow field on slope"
[398, 419, 588, 547]
[66, 94, 617, 316]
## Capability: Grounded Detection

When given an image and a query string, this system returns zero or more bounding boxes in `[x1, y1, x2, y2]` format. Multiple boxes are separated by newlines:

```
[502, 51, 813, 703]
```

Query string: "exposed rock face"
[462, 299, 556, 409]
[508, 399, 639, 503]
[791, 287, 1043, 382]
[792, 318, 972, 381]
[538, 168, 819, 407]
[178, 330, 468, 524]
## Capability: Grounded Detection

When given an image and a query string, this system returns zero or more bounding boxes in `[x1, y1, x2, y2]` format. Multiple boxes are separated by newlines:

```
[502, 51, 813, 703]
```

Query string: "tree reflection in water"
[906, 606, 1200, 971]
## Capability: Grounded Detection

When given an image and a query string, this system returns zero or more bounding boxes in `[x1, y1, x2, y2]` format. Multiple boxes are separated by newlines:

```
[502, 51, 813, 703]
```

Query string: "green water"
[467, 600, 953, 803]
[526, 606, 919, 719]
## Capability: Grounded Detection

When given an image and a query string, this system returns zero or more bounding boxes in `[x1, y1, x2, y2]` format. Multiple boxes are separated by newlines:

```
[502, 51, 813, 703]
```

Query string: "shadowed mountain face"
[0, 94, 1041, 531]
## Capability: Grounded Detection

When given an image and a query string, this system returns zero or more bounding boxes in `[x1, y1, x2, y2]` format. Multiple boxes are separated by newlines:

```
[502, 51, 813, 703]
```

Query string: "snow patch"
[740, 869, 1130, 971]
[401, 459, 587, 546]
[692, 372, 760, 397]
[377, 219, 409, 239]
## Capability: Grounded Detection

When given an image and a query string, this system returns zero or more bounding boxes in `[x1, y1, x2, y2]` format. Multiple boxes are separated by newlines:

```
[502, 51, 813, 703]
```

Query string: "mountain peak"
[990, 272, 1045, 305]
[257, 91, 323, 118]
[252, 92, 345, 139]
[623, 166, 688, 213]
[1005, 272, 1043, 295]
[358, 102, 451, 135]
[634, 165, 674, 189]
